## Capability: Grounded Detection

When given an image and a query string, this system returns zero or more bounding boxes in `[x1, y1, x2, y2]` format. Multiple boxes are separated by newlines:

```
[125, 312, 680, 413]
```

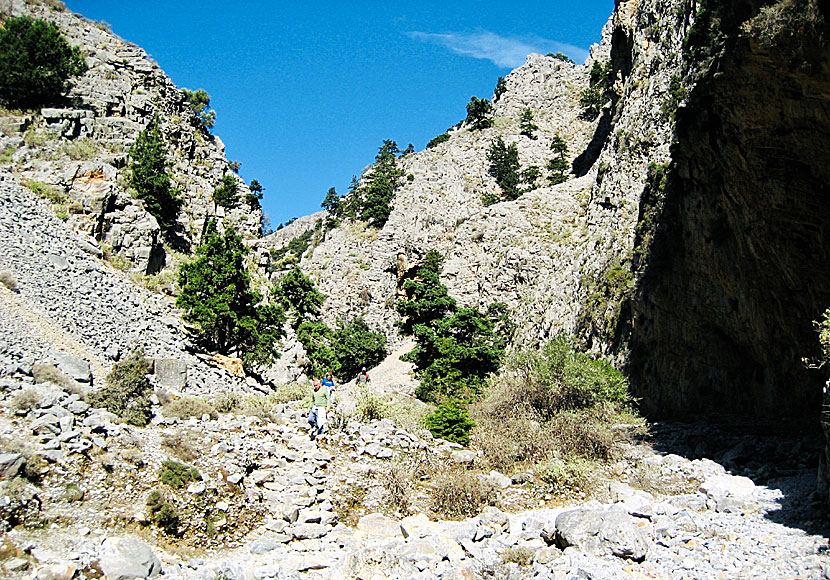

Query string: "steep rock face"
[262, 49, 614, 351]
[627, 1, 830, 419]
[0, 1, 261, 272]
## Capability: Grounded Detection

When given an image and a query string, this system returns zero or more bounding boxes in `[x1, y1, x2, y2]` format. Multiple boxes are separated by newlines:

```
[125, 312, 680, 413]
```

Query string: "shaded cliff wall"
[627, 0, 830, 419]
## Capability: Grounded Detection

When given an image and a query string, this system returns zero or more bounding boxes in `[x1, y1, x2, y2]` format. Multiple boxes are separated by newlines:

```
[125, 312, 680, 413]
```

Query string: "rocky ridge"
[0, 0, 262, 274]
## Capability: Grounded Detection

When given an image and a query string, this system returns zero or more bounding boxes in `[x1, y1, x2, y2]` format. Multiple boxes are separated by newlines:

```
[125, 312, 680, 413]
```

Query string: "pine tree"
[487, 137, 522, 202]
[520, 108, 538, 139]
[0, 16, 87, 109]
[176, 220, 285, 367]
[213, 174, 239, 209]
[465, 96, 493, 130]
[128, 116, 182, 235]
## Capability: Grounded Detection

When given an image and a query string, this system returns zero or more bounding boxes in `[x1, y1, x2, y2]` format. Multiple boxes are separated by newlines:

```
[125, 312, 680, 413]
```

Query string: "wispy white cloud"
[406, 30, 588, 69]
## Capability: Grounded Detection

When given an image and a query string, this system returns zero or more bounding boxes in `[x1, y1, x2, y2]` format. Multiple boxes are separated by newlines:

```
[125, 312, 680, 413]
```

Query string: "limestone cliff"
[0, 0, 262, 274]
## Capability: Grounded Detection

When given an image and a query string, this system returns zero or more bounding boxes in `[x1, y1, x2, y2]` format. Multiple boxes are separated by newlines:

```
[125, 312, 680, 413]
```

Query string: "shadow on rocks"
[632, 415, 830, 537]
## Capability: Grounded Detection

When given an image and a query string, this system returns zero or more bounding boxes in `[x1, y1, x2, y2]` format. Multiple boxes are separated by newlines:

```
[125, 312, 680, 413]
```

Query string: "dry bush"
[270, 382, 308, 403]
[161, 434, 198, 463]
[354, 390, 388, 422]
[161, 396, 217, 420]
[212, 392, 241, 413]
[380, 463, 412, 516]
[9, 389, 40, 414]
[331, 483, 369, 528]
[501, 546, 535, 567]
[119, 448, 144, 467]
[385, 398, 431, 434]
[431, 469, 497, 520]
[547, 405, 622, 462]
[536, 458, 593, 495]
[31, 363, 71, 387]
[472, 414, 553, 473]
[0, 270, 18, 293]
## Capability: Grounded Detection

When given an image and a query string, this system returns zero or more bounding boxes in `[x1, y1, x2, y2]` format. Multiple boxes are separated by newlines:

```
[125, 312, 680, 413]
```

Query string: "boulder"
[50, 352, 92, 384]
[0, 453, 25, 480]
[357, 513, 402, 538]
[152, 359, 187, 390]
[555, 506, 648, 562]
[98, 536, 161, 580]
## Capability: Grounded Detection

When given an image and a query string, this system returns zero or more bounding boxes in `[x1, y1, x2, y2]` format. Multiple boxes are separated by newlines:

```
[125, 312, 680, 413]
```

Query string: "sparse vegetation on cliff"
[87, 351, 153, 426]
[465, 96, 493, 130]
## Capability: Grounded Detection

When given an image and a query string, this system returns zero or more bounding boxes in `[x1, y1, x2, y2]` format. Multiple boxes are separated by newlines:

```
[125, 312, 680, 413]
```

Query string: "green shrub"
[146, 490, 180, 536]
[128, 116, 182, 235]
[158, 460, 201, 488]
[519, 108, 538, 139]
[332, 317, 387, 379]
[426, 133, 450, 149]
[161, 396, 217, 420]
[182, 88, 215, 129]
[213, 174, 239, 208]
[465, 96, 493, 130]
[396, 251, 510, 402]
[579, 60, 614, 121]
[487, 137, 522, 202]
[0, 16, 87, 109]
[355, 140, 405, 228]
[494, 76, 507, 101]
[26, 180, 65, 203]
[424, 399, 475, 445]
[547, 133, 569, 184]
[297, 320, 338, 377]
[549, 52, 575, 63]
[273, 266, 325, 326]
[87, 351, 153, 426]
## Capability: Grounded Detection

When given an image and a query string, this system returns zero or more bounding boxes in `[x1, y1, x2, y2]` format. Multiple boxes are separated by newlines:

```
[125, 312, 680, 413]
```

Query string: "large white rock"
[98, 536, 161, 580]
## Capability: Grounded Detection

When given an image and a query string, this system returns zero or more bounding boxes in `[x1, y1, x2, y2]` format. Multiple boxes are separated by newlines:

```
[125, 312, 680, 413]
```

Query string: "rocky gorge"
[0, 0, 830, 578]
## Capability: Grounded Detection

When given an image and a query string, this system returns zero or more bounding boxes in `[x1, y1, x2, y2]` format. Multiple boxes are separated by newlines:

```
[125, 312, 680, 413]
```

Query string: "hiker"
[308, 378, 331, 440]
[322, 372, 335, 392]
[356, 366, 370, 387]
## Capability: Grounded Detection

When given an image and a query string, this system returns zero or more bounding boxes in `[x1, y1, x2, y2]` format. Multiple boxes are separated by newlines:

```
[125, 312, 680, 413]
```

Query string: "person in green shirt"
[308, 378, 331, 440]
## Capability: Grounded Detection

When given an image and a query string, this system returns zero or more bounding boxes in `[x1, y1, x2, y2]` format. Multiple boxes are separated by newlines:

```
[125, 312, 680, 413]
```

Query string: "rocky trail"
[1, 357, 829, 580]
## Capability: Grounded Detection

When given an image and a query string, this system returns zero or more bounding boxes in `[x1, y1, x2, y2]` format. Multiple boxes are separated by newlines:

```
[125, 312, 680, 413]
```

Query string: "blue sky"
[65, 1, 613, 228]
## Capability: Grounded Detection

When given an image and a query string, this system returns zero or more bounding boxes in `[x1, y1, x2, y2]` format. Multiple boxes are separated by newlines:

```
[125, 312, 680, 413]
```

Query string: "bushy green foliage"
[494, 76, 507, 101]
[502, 334, 631, 418]
[147, 490, 180, 536]
[297, 316, 387, 379]
[661, 74, 687, 120]
[0, 16, 87, 109]
[297, 320, 338, 377]
[246, 179, 264, 209]
[424, 399, 475, 445]
[274, 267, 326, 327]
[333, 317, 387, 379]
[465, 96, 493, 130]
[213, 174, 239, 209]
[547, 133, 569, 184]
[87, 351, 153, 426]
[426, 133, 450, 149]
[549, 52, 574, 63]
[579, 60, 614, 121]
[182, 88, 215, 129]
[396, 251, 510, 402]
[158, 460, 201, 488]
[128, 116, 182, 235]
[357, 140, 404, 228]
[486, 137, 522, 203]
[176, 221, 285, 367]
[519, 108, 538, 139]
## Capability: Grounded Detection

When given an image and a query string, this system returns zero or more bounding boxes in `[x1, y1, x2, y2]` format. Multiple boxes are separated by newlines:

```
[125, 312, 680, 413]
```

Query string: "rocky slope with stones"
[0, 0, 262, 275]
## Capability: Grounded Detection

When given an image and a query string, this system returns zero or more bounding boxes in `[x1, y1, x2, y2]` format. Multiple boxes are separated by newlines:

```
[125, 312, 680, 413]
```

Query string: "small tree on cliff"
[128, 116, 182, 236]
[182, 88, 216, 129]
[465, 96, 493, 130]
[177, 220, 285, 367]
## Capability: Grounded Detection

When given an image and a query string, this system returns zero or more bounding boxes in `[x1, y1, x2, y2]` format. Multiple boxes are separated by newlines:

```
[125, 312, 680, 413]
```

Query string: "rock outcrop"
[0, 0, 262, 274]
